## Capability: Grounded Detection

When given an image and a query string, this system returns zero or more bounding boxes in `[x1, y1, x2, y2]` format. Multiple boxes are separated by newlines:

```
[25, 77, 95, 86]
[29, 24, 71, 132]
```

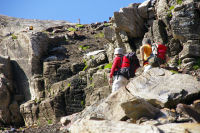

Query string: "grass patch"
[104, 23, 111, 26]
[169, 5, 175, 11]
[178, 59, 182, 66]
[11, 34, 17, 39]
[81, 100, 84, 106]
[104, 63, 112, 69]
[193, 65, 199, 70]
[67, 27, 76, 32]
[168, 5, 175, 18]
[99, 65, 103, 70]
[170, 70, 179, 74]
[89, 83, 95, 88]
[76, 24, 84, 28]
[82, 59, 88, 71]
[67, 83, 71, 87]
[176, 0, 182, 4]
[79, 45, 90, 51]
[48, 120, 52, 125]
[95, 32, 104, 38]
[193, 58, 200, 70]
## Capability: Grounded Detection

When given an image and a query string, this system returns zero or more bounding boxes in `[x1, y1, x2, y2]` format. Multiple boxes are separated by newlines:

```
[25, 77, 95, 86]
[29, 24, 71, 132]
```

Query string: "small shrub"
[67, 83, 71, 87]
[193, 65, 199, 70]
[104, 63, 112, 69]
[81, 100, 84, 106]
[193, 58, 200, 70]
[176, 0, 182, 4]
[82, 60, 88, 71]
[95, 32, 104, 38]
[169, 5, 175, 11]
[48, 120, 52, 125]
[104, 23, 111, 26]
[170, 70, 179, 74]
[83, 65, 88, 71]
[178, 59, 182, 66]
[76, 24, 84, 28]
[89, 83, 95, 88]
[99, 66, 103, 70]
[79, 45, 90, 51]
[91, 55, 95, 59]
[11, 34, 17, 39]
[168, 5, 175, 18]
[67, 27, 76, 32]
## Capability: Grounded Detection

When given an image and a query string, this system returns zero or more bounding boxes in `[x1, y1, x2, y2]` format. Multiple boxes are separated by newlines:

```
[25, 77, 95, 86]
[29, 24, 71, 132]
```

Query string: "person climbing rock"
[140, 38, 152, 73]
[109, 48, 128, 92]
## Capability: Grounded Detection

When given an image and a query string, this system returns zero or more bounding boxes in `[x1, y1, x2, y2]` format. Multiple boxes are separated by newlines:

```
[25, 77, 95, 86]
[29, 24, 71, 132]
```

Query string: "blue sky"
[0, 0, 144, 24]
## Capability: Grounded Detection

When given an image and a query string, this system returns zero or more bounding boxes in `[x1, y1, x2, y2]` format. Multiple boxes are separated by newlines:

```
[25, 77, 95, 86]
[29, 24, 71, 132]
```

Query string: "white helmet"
[114, 48, 123, 55]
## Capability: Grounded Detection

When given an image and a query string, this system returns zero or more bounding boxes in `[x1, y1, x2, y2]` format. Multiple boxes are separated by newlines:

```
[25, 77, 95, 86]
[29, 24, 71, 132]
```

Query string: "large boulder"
[114, 3, 145, 38]
[69, 119, 161, 133]
[127, 68, 200, 108]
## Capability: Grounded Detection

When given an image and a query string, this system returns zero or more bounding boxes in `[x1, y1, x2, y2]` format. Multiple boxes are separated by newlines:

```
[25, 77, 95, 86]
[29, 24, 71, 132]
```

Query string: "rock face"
[1, 0, 200, 131]
[65, 68, 200, 133]
[0, 56, 23, 126]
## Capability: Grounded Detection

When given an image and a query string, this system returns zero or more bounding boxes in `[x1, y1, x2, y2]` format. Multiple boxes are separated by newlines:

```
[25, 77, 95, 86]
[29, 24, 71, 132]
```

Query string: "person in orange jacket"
[140, 38, 152, 73]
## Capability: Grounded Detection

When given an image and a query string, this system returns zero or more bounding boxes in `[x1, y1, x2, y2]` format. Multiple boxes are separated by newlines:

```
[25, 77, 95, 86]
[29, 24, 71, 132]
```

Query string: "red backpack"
[119, 52, 140, 79]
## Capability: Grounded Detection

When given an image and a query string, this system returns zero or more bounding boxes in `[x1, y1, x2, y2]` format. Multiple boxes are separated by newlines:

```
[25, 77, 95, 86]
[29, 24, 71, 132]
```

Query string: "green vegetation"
[81, 100, 84, 106]
[91, 55, 95, 59]
[168, 5, 175, 18]
[67, 83, 71, 87]
[67, 27, 76, 32]
[11, 34, 17, 39]
[178, 59, 182, 66]
[193, 65, 199, 70]
[82, 59, 88, 71]
[79, 45, 90, 51]
[169, 5, 175, 11]
[104, 23, 111, 26]
[104, 63, 112, 69]
[76, 24, 84, 28]
[37, 119, 41, 126]
[89, 83, 95, 88]
[176, 0, 182, 4]
[95, 32, 104, 38]
[193, 58, 200, 70]
[89, 77, 93, 81]
[170, 70, 179, 74]
[48, 119, 52, 125]
[99, 65, 103, 70]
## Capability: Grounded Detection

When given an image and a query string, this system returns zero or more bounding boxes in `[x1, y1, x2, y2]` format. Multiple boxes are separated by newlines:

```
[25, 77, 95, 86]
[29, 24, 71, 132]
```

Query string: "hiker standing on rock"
[140, 38, 152, 72]
[109, 48, 128, 93]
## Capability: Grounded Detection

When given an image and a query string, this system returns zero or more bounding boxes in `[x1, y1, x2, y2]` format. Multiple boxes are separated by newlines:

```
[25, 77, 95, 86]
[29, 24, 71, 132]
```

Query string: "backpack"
[119, 52, 140, 79]
[148, 42, 167, 67]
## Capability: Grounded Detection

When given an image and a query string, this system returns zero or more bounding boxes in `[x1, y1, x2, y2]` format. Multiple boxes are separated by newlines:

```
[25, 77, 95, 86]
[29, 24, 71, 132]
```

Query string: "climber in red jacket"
[109, 48, 128, 93]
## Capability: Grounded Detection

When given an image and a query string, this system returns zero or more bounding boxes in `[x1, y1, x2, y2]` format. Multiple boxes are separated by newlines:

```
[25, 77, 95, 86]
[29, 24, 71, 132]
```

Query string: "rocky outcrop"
[62, 68, 200, 133]
[69, 119, 161, 133]
[1, 0, 200, 131]
[127, 68, 200, 108]
[0, 56, 23, 126]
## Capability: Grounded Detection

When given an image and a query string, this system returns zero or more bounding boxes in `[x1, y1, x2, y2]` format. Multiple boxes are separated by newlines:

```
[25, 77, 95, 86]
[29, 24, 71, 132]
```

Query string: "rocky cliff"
[0, 0, 200, 132]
